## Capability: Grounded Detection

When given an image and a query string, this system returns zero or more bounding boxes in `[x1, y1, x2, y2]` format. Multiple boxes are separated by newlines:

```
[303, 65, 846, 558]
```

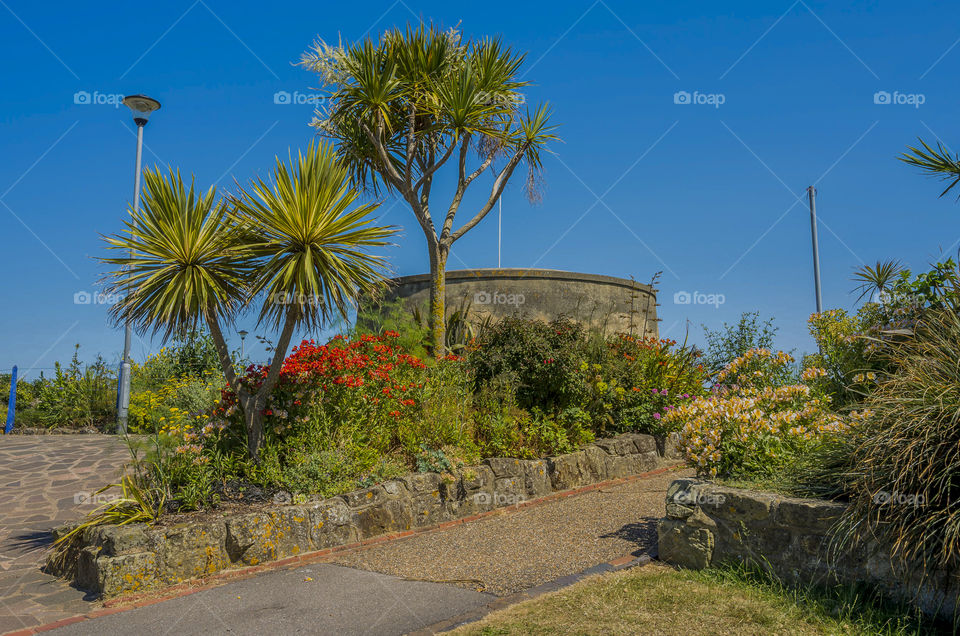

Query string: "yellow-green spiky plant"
[101, 141, 397, 461]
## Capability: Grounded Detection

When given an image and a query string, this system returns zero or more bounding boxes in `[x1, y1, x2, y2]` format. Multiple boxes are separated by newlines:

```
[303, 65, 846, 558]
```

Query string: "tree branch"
[441, 139, 498, 241]
[360, 120, 406, 191]
[449, 143, 529, 244]
[413, 138, 458, 194]
[403, 102, 416, 188]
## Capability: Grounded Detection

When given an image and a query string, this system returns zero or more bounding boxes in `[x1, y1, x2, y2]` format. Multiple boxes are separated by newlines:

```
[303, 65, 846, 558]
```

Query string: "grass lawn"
[451, 563, 947, 636]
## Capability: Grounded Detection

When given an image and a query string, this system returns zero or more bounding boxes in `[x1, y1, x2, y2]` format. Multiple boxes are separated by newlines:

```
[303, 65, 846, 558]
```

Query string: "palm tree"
[851, 259, 905, 303]
[299, 23, 558, 355]
[102, 142, 397, 460]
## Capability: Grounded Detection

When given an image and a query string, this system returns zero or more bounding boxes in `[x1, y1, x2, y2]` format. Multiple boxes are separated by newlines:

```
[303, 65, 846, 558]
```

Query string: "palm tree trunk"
[429, 245, 448, 357]
[242, 394, 262, 462]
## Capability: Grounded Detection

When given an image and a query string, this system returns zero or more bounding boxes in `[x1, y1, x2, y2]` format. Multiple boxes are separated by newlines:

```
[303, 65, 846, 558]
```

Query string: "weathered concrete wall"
[53, 433, 669, 597]
[658, 479, 960, 620]
[374, 268, 659, 337]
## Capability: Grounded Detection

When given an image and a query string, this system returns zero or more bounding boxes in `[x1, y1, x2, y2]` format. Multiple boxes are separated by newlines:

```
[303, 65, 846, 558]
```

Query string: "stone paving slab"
[0, 435, 130, 633]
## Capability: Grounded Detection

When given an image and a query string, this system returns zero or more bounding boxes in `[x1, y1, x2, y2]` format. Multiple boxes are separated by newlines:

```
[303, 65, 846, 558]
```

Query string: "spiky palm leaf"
[899, 138, 960, 199]
[231, 141, 398, 332]
[101, 168, 253, 340]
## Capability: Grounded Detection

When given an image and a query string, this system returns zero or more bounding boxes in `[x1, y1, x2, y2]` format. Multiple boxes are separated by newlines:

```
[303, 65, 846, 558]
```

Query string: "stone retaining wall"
[52, 433, 669, 597]
[657, 478, 960, 620]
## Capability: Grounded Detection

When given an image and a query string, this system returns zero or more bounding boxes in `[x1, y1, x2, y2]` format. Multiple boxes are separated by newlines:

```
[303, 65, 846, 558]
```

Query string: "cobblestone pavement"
[0, 435, 130, 634]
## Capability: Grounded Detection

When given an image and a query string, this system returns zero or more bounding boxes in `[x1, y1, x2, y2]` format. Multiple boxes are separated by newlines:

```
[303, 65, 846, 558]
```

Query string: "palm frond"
[99, 168, 253, 340]
[231, 141, 399, 331]
[899, 138, 960, 199]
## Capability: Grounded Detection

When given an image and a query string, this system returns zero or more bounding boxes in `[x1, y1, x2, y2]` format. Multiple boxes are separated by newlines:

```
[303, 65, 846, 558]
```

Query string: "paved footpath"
[0, 435, 130, 634]
[0, 433, 690, 636]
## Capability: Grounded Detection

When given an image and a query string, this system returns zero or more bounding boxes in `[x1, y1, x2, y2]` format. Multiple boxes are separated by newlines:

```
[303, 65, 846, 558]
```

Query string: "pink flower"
[653, 413, 661, 420]
[660, 389, 668, 395]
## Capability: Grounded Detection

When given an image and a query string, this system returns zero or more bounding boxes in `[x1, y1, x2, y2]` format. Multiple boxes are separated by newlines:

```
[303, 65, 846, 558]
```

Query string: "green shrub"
[468, 317, 588, 415]
[34, 345, 116, 429]
[581, 334, 707, 437]
[702, 312, 778, 378]
[132, 329, 224, 394]
[806, 308, 882, 408]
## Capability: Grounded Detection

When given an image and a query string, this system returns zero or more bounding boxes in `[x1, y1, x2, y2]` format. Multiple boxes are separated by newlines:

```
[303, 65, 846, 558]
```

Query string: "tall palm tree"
[102, 141, 397, 460]
[299, 23, 558, 355]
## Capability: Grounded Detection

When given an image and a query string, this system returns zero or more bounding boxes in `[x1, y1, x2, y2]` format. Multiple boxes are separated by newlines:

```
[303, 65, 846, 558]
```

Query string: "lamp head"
[122, 94, 161, 126]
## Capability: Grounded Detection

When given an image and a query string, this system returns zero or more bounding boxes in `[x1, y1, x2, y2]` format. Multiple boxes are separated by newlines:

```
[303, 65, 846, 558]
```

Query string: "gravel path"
[334, 466, 694, 596]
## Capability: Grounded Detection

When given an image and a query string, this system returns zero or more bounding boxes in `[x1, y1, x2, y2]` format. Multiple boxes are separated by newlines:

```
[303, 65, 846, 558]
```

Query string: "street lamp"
[117, 94, 161, 434]
[238, 330, 249, 361]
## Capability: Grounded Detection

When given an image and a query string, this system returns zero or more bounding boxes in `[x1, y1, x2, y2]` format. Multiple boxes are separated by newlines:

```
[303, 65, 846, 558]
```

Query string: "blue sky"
[2, 0, 960, 377]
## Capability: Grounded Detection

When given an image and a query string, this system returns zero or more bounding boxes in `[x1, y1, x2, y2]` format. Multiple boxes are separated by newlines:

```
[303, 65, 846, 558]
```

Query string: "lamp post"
[117, 94, 161, 434]
[238, 330, 249, 361]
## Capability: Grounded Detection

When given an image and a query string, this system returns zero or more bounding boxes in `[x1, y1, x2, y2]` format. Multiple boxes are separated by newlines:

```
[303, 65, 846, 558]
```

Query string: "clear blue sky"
[2, 0, 959, 377]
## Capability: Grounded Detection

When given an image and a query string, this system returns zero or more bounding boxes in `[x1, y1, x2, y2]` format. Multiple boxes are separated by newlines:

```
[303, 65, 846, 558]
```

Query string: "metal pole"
[497, 196, 502, 268]
[240, 337, 245, 361]
[5, 365, 17, 434]
[117, 123, 145, 434]
[807, 186, 823, 314]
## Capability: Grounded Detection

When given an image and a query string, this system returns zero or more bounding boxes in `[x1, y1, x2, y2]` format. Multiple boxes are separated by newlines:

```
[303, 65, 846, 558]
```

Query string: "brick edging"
[4, 462, 683, 636]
